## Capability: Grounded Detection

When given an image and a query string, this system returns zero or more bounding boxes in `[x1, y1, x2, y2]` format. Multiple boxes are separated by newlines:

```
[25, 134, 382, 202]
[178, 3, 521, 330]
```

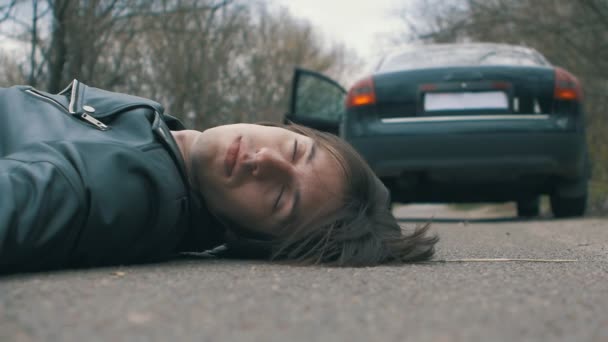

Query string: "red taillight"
[554, 67, 582, 101]
[492, 81, 511, 90]
[346, 76, 376, 108]
[420, 83, 437, 91]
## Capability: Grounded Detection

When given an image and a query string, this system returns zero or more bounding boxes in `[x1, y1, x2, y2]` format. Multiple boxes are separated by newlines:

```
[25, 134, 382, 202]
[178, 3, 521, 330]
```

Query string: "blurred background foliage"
[0, 0, 362, 128]
[1, 0, 606, 214]
[393, 0, 607, 214]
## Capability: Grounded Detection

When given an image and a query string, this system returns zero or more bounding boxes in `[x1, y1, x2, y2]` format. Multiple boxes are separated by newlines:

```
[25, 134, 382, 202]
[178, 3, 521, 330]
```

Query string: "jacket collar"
[151, 112, 189, 185]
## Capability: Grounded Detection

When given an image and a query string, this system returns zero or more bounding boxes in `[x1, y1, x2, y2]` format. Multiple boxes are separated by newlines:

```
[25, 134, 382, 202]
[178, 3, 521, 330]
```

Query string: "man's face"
[189, 124, 345, 237]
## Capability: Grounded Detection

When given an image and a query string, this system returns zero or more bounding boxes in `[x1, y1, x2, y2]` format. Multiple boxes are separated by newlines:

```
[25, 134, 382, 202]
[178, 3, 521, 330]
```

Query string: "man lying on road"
[0, 80, 438, 273]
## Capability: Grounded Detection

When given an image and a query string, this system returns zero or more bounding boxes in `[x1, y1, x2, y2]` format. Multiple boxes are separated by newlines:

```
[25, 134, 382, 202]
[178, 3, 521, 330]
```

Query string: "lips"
[224, 136, 242, 177]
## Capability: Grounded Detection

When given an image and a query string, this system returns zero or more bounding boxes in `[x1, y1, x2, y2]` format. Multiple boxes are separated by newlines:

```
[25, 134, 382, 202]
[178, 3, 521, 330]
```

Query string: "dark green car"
[287, 43, 590, 218]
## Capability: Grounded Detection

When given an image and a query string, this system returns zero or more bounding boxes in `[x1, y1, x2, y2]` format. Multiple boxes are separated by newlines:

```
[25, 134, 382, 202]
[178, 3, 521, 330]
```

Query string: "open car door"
[285, 68, 346, 136]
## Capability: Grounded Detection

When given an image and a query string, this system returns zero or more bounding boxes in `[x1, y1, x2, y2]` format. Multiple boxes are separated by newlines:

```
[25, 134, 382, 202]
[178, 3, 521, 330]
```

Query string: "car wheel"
[516, 197, 540, 218]
[550, 193, 587, 218]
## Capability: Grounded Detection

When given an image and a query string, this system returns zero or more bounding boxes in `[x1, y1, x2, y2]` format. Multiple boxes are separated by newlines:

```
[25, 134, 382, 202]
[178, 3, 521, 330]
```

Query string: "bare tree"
[1, 0, 174, 91]
[139, 1, 361, 128]
[44, 0, 162, 92]
[136, 0, 248, 127]
[0, 0, 362, 129]
[0, 0, 48, 86]
[229, 4, 362, 123]
[0, 0, 19, 22]
[0, 53, 25, 86]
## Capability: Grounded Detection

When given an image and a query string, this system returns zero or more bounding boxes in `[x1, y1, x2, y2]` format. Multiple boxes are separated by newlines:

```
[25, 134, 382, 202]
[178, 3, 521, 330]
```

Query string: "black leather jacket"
[0, 80, 223, 273]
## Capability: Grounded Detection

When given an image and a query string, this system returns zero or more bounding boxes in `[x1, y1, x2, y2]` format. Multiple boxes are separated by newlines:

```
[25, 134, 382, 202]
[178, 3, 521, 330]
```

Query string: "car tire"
[550, 193, 587, 218]
[517, 197, 540, 218]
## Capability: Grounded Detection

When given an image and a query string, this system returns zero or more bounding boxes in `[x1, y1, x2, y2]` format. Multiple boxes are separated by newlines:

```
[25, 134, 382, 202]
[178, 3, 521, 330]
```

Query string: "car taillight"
[346, 76, 376, 108]
[554, 67, 582, 101]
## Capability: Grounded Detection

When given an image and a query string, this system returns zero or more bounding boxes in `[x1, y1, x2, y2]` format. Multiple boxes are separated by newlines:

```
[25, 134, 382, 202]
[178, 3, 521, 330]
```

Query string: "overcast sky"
[271, 0, 407, 63]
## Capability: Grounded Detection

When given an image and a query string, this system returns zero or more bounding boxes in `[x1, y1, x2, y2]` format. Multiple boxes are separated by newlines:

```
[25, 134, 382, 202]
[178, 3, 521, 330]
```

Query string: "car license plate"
[424, 91, 508, 111]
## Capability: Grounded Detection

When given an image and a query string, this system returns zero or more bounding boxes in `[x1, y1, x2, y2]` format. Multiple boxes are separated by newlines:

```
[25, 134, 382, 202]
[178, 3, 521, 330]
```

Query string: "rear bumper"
[350, 131, 586, 178]
[344, 115, 589, 201]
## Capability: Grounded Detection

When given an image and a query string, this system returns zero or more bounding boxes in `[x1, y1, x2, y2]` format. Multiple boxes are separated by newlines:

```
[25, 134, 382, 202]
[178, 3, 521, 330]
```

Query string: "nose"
[249, 147, 294, 180]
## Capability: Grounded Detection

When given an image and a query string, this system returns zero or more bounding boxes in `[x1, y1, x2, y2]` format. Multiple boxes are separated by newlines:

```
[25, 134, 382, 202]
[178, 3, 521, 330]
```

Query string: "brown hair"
[221, 123, 438, 266]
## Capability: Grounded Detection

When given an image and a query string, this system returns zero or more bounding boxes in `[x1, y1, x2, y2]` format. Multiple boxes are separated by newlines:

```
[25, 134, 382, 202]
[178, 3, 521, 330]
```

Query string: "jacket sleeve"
[0, 158, 86, 273]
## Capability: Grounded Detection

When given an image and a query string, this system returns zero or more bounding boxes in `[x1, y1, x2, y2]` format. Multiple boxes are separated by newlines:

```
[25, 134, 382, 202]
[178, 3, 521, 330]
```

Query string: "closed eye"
[292, 139, 298, 161]
[273, 139, 298, 214]
[274, 185, 285, 211]
[274, 140, 297, 213]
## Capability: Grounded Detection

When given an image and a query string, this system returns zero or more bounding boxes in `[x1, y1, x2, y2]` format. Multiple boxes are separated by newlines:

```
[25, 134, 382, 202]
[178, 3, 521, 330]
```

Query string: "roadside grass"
[448, 197, 557, 217]
[448, 202, 517, 216]
[587, 117, 608, 216]
[448, 203, 485, 211]
[449, 194, 604, 217]
[589, 179, 608, 215]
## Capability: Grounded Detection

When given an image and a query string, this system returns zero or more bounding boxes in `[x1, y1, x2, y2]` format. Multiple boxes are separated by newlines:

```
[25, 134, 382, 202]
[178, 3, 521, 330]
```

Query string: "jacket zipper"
[80, 109, 109, 130]
[68, 79, 79, 113]
[69, 79, 108, 131]
[25, 89, 69, 112]
[26, 86, 108, 131]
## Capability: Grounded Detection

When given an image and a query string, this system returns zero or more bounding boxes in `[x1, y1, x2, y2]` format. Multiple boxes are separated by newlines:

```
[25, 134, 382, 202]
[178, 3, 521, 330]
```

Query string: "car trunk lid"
[372, 65, 555, 118]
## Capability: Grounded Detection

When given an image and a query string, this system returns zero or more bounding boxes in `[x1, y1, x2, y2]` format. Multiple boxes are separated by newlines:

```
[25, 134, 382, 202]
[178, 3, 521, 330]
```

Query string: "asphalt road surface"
[1, 204, 607, 342]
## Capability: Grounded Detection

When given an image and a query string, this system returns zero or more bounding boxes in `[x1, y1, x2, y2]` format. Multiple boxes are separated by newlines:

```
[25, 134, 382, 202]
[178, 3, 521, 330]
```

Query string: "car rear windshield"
[378, 44, 551, 72]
